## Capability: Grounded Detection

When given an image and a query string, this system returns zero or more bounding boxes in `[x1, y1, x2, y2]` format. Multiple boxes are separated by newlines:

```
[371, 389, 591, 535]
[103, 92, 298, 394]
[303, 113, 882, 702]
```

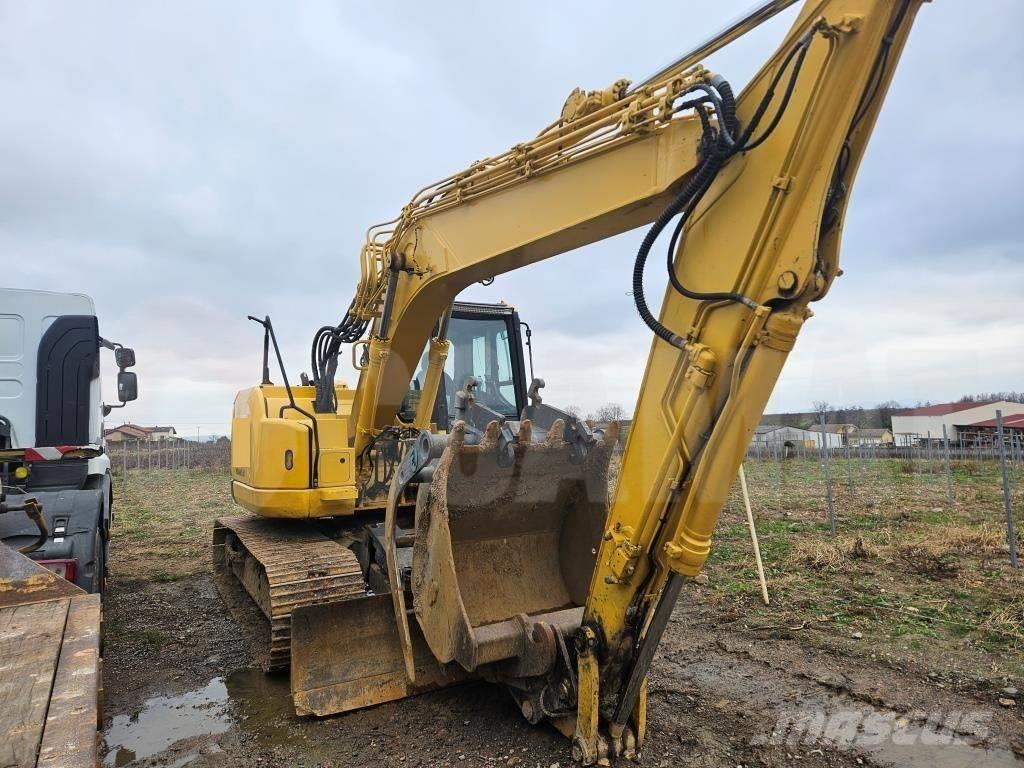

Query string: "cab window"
[399, 314, 521, 424]
[445, 317, 519, 420]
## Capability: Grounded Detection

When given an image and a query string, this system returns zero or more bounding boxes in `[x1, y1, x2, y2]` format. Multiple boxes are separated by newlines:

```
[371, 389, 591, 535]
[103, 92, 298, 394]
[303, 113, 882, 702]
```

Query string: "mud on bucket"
[411, 418, 617, 673]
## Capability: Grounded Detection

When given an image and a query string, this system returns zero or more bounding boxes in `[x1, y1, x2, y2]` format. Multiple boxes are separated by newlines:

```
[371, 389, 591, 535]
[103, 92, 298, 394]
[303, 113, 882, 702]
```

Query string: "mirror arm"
[103, 402, 126, 416]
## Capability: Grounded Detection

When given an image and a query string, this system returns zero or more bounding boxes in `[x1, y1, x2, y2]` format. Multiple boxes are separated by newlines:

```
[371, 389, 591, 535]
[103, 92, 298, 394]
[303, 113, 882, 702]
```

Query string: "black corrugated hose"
[631, 30, 816, 349]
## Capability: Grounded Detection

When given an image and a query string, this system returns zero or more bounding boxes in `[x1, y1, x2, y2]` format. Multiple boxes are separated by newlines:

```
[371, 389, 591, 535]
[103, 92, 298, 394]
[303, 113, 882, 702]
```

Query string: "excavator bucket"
[290, 594, 463, 716]
[412, 419, 617, 673]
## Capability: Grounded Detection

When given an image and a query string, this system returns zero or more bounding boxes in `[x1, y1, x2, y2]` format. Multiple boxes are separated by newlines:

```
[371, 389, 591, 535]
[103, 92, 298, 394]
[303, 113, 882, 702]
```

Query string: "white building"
[752, 424, 839, 450]
[890, 401, 1024, 445]
[808, 423, 856, 448]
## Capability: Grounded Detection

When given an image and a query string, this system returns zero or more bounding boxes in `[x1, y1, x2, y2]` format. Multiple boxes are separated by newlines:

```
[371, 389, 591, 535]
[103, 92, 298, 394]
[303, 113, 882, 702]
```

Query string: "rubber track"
[213, 515, 365, 670]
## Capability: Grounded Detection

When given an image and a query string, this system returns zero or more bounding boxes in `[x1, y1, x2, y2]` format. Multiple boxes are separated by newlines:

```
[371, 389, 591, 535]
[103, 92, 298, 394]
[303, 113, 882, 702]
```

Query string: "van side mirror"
[115, 347, 136, 369]
[117, 371, 138, 402]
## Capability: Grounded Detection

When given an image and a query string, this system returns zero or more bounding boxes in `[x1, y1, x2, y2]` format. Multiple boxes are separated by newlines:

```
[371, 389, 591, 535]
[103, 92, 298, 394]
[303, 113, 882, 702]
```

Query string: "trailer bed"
[0, 545, 101, 768]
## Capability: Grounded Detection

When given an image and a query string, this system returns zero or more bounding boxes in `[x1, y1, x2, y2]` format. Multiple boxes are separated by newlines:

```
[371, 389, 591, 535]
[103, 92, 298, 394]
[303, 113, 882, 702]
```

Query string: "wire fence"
[747, 434, 1024, 465]
[105, 421, 1022, 569]
[744, 426, 1022, 568]
[108, 439, 230, 474]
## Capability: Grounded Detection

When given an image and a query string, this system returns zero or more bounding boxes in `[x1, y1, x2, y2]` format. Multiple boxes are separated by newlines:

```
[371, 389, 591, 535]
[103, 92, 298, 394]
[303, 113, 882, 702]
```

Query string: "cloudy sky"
[3, 1, 1022, 435]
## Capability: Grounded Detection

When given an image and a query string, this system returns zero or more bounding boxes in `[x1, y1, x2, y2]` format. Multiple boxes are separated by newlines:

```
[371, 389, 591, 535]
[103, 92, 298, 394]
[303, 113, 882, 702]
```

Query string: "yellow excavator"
[213, 0, 926, 762]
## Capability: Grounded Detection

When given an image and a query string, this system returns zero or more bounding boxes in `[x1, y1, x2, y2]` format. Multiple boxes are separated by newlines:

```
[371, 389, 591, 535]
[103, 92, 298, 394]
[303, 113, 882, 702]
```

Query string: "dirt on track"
[101, 469, 1024, 768]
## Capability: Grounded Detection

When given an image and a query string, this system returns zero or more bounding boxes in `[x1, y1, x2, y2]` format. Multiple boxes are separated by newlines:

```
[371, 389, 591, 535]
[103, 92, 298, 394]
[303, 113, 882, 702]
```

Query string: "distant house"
[964, 413, 1024, 442]
[850, 428, 893, 446]
[751, 424, 822, 451]
[891, 400, 1024, 445]
[103, 425, 148, 442]
[104, 424, 177, 443]
[807, 423, 854, 448]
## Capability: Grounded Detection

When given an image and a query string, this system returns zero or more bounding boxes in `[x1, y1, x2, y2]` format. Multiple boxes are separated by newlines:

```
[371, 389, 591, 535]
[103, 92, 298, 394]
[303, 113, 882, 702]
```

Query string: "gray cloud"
[2, 1, 1021, 431]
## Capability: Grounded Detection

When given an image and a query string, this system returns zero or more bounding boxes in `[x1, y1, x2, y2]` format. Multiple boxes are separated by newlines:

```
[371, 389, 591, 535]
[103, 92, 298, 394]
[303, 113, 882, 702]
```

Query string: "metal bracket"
[833, 14, 864, 34]
[603, 524, 642, 584]
[384, 431, 447, 681]
[352, 339, 370, 372]
[528, 377, 545, 407]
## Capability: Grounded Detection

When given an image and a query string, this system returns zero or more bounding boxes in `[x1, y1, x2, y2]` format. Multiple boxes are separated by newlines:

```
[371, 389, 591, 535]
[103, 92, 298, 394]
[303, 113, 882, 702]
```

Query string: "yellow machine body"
[218, 1, 927, 762]
[230, 384, 359, 518]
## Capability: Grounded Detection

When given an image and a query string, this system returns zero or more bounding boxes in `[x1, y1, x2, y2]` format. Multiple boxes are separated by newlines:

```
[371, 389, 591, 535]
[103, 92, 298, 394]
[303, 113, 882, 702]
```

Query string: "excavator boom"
[218, 0, 927, 763]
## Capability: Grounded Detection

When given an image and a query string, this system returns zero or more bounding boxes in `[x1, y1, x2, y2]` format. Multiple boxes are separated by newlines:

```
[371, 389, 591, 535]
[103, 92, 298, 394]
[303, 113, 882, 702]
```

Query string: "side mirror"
[115, 347, 136, 369]
[117, 371, 138, 402]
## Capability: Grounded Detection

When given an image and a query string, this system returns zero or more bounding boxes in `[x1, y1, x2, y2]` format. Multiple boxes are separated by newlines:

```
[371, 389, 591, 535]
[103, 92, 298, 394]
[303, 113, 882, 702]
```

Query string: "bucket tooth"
[480, 419, 501, 449]
[544, 418, 565, 446]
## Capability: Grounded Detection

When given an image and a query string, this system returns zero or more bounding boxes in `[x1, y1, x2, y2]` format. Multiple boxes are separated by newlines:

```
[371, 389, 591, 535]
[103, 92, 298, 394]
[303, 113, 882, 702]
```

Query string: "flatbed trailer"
[0, 544, 102, 768]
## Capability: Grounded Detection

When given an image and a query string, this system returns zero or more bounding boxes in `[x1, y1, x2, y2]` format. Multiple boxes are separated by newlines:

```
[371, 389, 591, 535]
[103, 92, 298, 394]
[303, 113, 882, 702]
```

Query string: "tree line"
[767, 391, 1024, 430]
[568, 391, 1024, 431]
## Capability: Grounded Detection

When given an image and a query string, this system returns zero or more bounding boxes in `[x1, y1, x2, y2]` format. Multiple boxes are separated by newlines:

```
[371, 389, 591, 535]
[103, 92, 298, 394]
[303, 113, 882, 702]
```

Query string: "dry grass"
[979, 598, 1024, 638]
[111, 469, 234, 580]
[787, 524, 1009, 579]
[697, 455, 1024, 680]
[788, 535, 880, 573]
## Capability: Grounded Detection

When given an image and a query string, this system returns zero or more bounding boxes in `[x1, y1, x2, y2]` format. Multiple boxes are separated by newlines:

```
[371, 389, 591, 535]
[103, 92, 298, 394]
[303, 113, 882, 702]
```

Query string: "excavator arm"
[224, 0, 926, 761]
[330, 0, 924, 759]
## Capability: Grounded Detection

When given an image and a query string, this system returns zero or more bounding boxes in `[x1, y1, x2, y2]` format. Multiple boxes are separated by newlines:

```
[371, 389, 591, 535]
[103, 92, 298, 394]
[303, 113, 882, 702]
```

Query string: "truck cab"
[0, 287, 138, 593]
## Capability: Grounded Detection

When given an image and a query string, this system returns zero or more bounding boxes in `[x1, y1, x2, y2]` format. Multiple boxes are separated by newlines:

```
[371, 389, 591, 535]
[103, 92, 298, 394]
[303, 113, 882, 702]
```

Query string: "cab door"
[399, 305, 528, 429]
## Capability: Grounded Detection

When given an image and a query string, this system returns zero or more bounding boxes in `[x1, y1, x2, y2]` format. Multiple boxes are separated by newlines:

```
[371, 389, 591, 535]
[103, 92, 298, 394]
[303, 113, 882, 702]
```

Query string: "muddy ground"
[101, 466, 1024, 767]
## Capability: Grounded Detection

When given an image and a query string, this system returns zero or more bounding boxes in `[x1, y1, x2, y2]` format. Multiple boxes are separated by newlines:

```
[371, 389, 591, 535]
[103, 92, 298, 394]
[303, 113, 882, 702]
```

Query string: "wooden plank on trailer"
[0, 598, 69, 768]
[37, 593, 102, 768]
[0, 546, 82, 610]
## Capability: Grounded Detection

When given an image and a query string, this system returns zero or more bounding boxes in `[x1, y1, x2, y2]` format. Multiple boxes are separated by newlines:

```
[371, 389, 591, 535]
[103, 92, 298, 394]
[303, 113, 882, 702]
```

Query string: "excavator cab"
[399, 301, 529, 429]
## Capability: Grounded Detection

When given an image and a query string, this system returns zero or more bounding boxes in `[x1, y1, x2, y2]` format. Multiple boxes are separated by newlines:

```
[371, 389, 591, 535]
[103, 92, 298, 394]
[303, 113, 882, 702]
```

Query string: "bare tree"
[594, 402, 626, 423]
[564, 404, 582, 419]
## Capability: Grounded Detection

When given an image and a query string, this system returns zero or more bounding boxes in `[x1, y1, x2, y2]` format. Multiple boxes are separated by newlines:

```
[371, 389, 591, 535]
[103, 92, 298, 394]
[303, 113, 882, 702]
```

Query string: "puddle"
[223, 667, 297, 745]
[102, 678, 231, 766]
[102, 669, 304, 766]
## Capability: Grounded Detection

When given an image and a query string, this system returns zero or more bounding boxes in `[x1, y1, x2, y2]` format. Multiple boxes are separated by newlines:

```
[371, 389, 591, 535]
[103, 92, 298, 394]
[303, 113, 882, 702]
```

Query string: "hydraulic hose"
[710, 76, 738, 137]
[18, 499, 48, 554]
[631, 77, 757, 348]
[632, 29, 818, 348]
[0, 496, 48, 554]
[311, 300, 371, 413]
[632, 157, 725, 349]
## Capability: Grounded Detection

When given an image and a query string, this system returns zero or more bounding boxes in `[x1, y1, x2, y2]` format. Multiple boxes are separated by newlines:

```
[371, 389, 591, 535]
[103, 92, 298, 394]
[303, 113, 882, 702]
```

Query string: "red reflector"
[37, 558, 78, 583]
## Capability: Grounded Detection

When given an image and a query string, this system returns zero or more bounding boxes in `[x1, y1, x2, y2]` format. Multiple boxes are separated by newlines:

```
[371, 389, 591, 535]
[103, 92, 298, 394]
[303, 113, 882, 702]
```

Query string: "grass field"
[109, 455, 1024, 683]
[708, 456, 1024, 680]
[111, 468, 236, 582]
